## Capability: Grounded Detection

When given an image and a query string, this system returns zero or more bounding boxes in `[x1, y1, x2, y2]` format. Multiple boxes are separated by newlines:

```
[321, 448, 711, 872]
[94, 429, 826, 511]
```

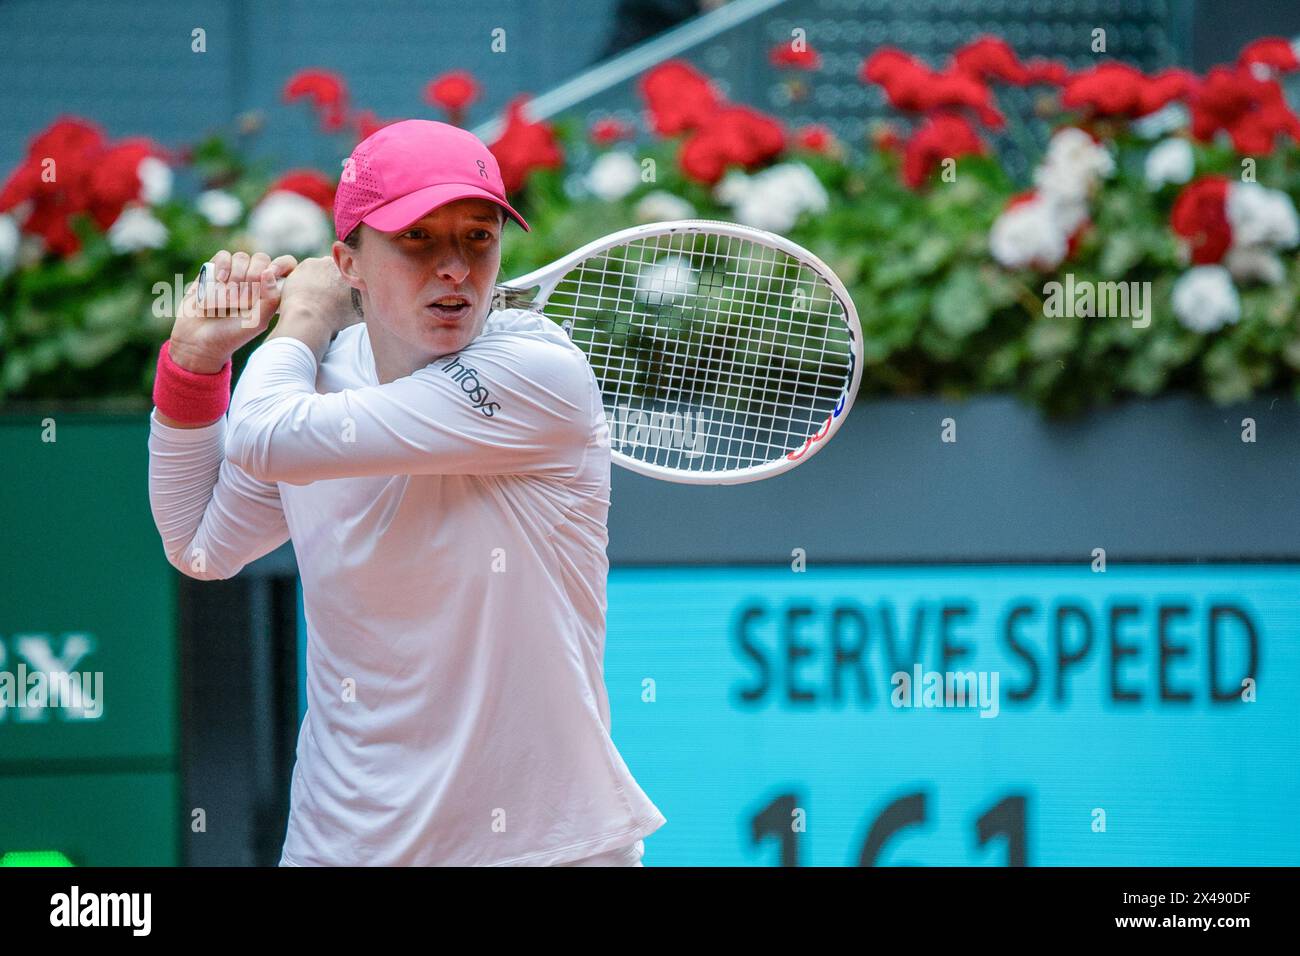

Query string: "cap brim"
[361, 183, 530, 233]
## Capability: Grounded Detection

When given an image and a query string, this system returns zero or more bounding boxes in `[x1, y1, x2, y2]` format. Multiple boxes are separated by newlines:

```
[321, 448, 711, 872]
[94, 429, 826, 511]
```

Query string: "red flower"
[901, 114, 985, 189]
[639, 61, 724, 136]
[1024, 58, 1070, 86]
[794, 124, 835, 153]
[861, 51, 932, 112]
[0, 119, 168, 256]
[1060, 63, 1195, 118]
[1138, 68, 1198, 115]
[1237, 37, 1299, 74]
[0, 116, 167, 257]
[1190, 65, 1300, 152]
[769, 42, 821, 70]
[1191, 65, 1261, 137]
[283, 69, 350, 132]
[953, 36, 1029, 85]
[424, 70, 480, 122]
[860, 47, 916, 85]
[489, 96, 564, 193]
[1225, 79, 1300, 152]
[1171, 176, 1231, 264]
[86, 138, 166, 229]
[589, 117, 635, 146]
[925, 69, 1005, 127]
[0, 118, 102, 212]
[678, 106, 786, 185]
[265, 170, 335, 209]
[1061, 62, 1149, 116]
[860, 49, 1003, 128]
[30, 117, 107, 165]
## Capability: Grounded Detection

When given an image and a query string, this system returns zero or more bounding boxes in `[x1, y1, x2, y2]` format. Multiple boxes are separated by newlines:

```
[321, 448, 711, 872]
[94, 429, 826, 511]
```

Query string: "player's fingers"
[194, 260, 239, 317]
[239, 267, 281, 331]
[228, 251, 252, 284]
[184, 272, 226, 322]
[205, 278, 246, 317]
[212, 250, 233, 282]
[270, 254, 298, 278]
[247, 252, 272, 280]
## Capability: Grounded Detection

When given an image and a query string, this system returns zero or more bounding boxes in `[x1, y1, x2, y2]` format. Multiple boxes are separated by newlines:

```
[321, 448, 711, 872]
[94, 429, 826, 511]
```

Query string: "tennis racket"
[492, 219, 862, 485]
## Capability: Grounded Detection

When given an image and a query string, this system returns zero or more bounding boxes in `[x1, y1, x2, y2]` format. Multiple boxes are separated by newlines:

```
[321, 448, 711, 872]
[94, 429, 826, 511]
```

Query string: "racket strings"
[547, 230, 853, 475]
[566, 238, 845, 473]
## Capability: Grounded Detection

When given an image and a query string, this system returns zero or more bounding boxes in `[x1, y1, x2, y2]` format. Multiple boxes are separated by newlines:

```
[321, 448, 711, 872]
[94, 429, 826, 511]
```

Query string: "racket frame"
[497, 219, 863, 485]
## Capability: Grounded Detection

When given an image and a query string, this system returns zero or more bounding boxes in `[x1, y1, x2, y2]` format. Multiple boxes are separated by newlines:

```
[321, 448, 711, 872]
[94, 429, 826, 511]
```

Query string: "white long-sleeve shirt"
[147, 309, 665, 865]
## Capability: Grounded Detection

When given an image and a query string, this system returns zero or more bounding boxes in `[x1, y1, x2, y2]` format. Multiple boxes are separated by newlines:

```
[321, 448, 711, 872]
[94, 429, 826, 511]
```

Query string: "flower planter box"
[604, 393, 1300, 564]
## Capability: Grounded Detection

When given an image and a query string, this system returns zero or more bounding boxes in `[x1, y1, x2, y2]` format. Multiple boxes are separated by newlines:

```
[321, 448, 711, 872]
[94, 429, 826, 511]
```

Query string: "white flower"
[1226, 182, 1300, 250]
[1172, 265, 1240, 333]
[196, 189, 244, 227]
[1034, 127, 1114, 205]
[1046, 194, 1090, 235]
[729, 162, 828, 233]
[137, 157, 173, 205]
[989, 197, 1068, 270]
[1224, 245, 1286, 285]
[1144, 138, 1195, 190]
[635, 254, 697, 303]
[712, 170, 752, 206]
[108, 205, 168, 252]
[1247, 62, 1273, 82]
[0, 214, 18, 279]
[246, 191, 331, 258]
[586, 150, 641, 202]
[1131, 103, 1190, 140]
[634, 190, 695, 223]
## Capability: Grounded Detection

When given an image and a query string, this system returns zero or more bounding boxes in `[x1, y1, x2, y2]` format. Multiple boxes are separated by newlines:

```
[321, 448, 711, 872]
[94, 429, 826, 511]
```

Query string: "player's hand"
[168, 250, 298, 373]
[276, 256, 361, 334]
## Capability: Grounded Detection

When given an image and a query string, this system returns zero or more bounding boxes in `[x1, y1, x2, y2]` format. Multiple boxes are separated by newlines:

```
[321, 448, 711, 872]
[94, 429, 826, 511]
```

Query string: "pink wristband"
[153, 340, 232, 424]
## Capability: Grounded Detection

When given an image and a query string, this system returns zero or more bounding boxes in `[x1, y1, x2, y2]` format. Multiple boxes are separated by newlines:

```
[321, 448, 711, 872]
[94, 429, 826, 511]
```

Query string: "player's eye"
[471, 228, 494, 241]
[401, 228, 430, 240]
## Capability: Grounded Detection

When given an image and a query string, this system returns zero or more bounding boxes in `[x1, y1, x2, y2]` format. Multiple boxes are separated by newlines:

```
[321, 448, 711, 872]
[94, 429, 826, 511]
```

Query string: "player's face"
[353, 198, 503, 360]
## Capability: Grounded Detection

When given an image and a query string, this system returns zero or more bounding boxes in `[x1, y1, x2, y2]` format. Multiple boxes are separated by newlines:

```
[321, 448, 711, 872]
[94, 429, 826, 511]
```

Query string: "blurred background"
[1, 0, 1298, 866]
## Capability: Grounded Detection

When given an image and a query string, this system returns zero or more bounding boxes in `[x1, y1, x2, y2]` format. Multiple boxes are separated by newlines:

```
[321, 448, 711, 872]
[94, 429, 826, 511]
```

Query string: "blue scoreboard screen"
[603, 564, 1300, 866]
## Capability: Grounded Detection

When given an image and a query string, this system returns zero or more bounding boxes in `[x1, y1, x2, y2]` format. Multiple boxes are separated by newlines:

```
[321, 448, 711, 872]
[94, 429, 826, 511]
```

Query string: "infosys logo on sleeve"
[438, 355, 501, 417]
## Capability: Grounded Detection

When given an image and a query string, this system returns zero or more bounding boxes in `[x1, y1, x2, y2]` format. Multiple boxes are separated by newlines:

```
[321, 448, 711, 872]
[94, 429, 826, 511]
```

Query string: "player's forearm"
[225, 334, 325, 484]
[266, 304, 335, 363]
[149, 412, 290, 580]
[148, 414, 234, 578]
[227, 331, 590, 485]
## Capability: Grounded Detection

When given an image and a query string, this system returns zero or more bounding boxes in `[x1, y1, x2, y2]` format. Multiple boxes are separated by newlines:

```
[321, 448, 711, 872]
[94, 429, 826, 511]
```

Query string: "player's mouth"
[425, 295, 471, 319]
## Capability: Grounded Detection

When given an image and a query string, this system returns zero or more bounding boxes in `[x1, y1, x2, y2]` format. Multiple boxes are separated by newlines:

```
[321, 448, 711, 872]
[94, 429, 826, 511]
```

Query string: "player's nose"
[432, 252, 471, 284]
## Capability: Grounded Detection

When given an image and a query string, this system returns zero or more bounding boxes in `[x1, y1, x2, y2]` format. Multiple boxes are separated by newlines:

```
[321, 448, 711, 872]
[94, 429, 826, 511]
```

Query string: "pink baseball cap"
[333, 119, 529, 240]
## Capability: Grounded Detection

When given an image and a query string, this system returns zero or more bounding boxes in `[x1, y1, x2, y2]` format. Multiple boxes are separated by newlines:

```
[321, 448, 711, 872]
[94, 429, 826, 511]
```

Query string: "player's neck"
[364, 316, 439, 384]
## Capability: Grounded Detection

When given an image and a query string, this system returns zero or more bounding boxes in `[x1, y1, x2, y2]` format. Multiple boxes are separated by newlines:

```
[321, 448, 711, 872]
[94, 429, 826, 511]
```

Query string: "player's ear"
[332, 238, 365, 293]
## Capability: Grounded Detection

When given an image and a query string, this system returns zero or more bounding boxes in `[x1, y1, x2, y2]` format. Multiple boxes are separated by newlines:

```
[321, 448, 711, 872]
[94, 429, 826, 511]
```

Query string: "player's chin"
[423, 309, 484, 342]
[417, 319, 472, 355]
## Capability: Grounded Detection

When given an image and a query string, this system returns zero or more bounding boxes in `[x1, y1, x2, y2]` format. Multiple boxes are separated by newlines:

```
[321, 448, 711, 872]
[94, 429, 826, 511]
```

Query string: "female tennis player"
[147, 119, 665, 866]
